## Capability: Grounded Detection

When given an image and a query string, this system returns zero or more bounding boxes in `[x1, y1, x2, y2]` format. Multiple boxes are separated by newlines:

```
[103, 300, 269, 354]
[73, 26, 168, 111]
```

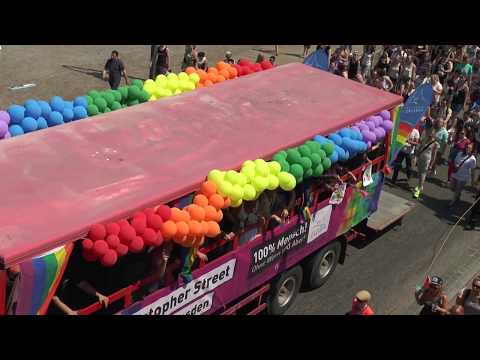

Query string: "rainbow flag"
[388, 105, 403, 165]
[15, 244, 73, 315]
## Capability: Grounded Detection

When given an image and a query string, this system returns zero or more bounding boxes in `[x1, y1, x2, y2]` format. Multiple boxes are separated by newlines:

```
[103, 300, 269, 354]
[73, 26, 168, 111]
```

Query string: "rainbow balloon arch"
[0, 58, 274, 140]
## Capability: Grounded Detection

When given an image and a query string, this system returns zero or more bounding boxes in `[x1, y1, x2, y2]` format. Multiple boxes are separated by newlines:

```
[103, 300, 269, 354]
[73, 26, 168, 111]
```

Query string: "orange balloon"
[161, 220, 177, 240]
[197, 69, 208, 82]
[185, 66, 196, 75]
[219, 69, 230, 80]
[193, 194, 209, 208]
[204, 80, 214, 87]
[206, 221, 221, 237]
[228, 67, 238, 78]
[188, 220, 202, 236]
[200, 221, 209, 235]
[170, 208, 183, 222]
[217, 75, 226, 83]
[209, 194, 225, 210]
[208, 73, 218, 83]
[204, 205, 218, 221]
[207, 67, 218, 75]
[216, 210, 223, 222]
[188, 204, 206, 221]
[176, 221, 189, 237]
[223, 197, 231, 208]
[174, 232, 187, 244]
[197, 83, 204, 88]
[180, 210, 191, 222]
[201, 181, 217, 198]
[216, 61, 228, 70]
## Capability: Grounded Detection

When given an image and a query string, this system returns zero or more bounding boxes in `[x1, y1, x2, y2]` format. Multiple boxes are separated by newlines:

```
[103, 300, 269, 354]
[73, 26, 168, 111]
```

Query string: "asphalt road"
[1, 45, 478, 315]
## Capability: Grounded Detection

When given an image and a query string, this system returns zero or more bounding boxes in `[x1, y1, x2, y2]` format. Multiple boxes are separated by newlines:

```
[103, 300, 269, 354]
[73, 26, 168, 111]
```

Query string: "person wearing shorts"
[413, 128, 437, 199]
[450, 142, 476, 207]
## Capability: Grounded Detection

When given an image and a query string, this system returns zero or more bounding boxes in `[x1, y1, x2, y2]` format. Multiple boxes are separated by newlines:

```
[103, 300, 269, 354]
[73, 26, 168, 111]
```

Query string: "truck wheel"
[267, 266, 303, 315]
[302, 241, 341, 290]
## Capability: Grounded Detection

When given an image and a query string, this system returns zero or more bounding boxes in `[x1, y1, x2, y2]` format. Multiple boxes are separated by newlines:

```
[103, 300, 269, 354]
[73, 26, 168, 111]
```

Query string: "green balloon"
[119, 87, 129, 101]
[111, 90, 122, 102]
[290, 164, 304, 182]
[88, 90, 101, 99]
[299, 157, 312, 171]
[139, 90, 150, 103]
[298, 145, 311, 157]
[132, 79, 144, 89]
[87, 104, 99, 116]
[94, 97, 107, 112]
[322, 157, 332, 170]
[286, 149, 302, 164]
[277, 159, 290, 172]
[127, 99, 140, 107]
[102, 92, 115, 106]
[104, 107, 111, 113]
[322, 142, 335, 156]
[122, 104, 127, 108]
[318, 149, 327, 159]
[272, 152, 286, 163]
[310, 153, 322, 168]
[304, 168, 313, 179]
[111, 101, 122, 111]
[128, 86, 141, 101]
[313, 164, 324, 177]
[85, 95, 93, 105]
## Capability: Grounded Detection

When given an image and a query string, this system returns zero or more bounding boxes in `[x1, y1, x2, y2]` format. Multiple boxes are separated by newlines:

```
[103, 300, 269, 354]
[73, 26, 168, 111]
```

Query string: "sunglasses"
[473, 284, 480, 290]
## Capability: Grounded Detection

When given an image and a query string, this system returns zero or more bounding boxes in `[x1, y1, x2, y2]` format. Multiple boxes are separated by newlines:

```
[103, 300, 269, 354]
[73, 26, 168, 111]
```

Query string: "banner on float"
[388, 83, 433, 164]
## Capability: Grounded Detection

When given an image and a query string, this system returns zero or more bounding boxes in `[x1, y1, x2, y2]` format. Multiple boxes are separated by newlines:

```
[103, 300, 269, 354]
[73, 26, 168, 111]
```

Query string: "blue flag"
[303, 49, 329, 71]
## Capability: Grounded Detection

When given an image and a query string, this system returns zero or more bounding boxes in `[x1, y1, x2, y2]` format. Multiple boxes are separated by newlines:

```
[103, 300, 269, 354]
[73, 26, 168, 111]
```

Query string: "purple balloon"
[359, 124, 369, 132]
[0, 122, 7, 137]
[379, 110, 391, 121]
[381, 120, 393, 132]
[373, 127, 386, 140]
[0, 110, 10, 125]
[373, 116, 383, 127]
[351, 126, 360, 133]
[367, 141, 372, 149]
[366, 120, 376, 131]
[4, 131, 11, 139]
[361, 130, 377, 143]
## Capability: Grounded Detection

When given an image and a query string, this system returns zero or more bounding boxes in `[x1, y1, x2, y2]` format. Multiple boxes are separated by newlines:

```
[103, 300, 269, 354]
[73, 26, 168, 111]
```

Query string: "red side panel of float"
[0, 63, 403, 267]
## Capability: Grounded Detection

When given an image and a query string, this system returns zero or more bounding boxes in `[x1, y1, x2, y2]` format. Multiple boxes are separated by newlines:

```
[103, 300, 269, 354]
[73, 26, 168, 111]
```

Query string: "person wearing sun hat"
[348, 290, 375, 315]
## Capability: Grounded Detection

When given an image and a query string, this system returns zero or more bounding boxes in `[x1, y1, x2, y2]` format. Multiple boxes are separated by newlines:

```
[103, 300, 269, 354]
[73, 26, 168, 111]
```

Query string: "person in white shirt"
[431, 74, 443, 105]
[450, 143, 477, 207]
[392, 128, 420, 184]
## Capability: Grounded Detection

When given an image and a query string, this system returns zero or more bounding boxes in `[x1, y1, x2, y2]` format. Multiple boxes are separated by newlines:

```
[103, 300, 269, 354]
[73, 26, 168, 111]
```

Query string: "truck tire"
[266, 266, 303, 315]
[302, 241, 341, 290]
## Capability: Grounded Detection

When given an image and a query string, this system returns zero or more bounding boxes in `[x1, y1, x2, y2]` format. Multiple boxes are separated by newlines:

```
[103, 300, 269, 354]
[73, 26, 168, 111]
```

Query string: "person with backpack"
[450, 142, 476, 207]
[455, 275, 480, 314]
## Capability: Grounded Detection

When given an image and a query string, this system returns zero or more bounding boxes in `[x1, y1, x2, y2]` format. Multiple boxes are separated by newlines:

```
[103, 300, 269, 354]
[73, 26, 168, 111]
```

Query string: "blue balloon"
[313, 134, 328, 145]
[47, 111, 64, 126]
[37, 117, 48, 129]
[335, 145, 347, 161]
[341, 137, 355, 153]
[7, 105, 25, 125]
[50, 96, 65, 112]
[339, 128, 352, 138]
[329, 150, 339, 163]
[62, 108, 74, 122]
[24, 99, 38, 108]
[21, 117, 38, 132]
[74, 96, 88, 108]
[64, 101, 74, 110]
[328, 133, 343, 146]
[73, 106, 87, 120]
[351, 128, 363, 141]
[9, 124, 25, 137]
[24, 101, 42, 119]
[37, 100, 52, 118]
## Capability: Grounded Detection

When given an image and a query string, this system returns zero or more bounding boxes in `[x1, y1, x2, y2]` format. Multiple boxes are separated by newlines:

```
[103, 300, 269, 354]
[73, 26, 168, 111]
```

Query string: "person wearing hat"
[224, 51, 235, 65]
[349, 290, 374, 315]
[415, 275, 449, 315]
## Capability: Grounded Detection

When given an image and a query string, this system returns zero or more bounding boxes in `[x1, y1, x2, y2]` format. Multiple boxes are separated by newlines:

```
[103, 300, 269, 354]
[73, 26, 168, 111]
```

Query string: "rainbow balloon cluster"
[207, 158, 296, 208]
[2, 96, 88, 138]
[84, 80, 149, 116]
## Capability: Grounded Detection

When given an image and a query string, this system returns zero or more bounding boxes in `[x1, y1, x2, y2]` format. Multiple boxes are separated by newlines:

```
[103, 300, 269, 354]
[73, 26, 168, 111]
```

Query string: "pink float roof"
[0, 63, 402, 267]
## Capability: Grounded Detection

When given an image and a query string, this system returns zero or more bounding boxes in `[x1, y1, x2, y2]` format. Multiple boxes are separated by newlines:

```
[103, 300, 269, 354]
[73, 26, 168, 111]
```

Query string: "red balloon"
[154, 231, 164, 247]
[89, 224, 106, 241]
[131, 216, 147, 235]
[142, 228, 157, 246]
[238, 58, 251, 66]
[116, 243, 129, 257]
[93, 240, 108, 257]
[232, 64, 243, 76]
[129, 236, 144, 253]
[241, 66, 252, 75]
[144, 208, 156, 217]
[82, 249, 98, 262]
[106, 222, 120, 236]
[156, 204, 172, 221]
[119, 223, 136, 244]
[260, 60, 273, 70]
[147, 214, 163, 230]
[101, 249, 118, 267]
[106, 234, 120, 249]
[253, 63, 262, 72]
[132, 211, 147, 220]
[82, 238, 94, 251]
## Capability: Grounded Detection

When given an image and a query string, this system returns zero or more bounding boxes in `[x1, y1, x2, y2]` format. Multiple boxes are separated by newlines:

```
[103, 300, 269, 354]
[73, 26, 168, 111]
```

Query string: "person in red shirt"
[349, 290, 375, 315]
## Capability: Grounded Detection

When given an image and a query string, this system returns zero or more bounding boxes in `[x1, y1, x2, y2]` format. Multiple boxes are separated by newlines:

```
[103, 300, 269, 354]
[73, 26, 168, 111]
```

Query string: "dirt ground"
[0, 45, 368, 109]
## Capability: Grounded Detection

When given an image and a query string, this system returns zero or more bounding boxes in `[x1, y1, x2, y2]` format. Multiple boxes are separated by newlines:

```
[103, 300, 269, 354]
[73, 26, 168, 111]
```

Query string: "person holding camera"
[415, 276, 449, 315]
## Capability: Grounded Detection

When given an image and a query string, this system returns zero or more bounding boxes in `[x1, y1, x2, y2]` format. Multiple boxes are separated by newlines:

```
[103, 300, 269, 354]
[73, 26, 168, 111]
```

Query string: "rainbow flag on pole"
[15, 244, 73, 315]
[387, 84, 433, 165]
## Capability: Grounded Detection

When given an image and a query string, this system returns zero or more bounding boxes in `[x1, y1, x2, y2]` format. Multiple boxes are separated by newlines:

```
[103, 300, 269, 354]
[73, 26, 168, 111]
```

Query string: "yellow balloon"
[148, 95, 157, 101]
[230, 198, 243, 208]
